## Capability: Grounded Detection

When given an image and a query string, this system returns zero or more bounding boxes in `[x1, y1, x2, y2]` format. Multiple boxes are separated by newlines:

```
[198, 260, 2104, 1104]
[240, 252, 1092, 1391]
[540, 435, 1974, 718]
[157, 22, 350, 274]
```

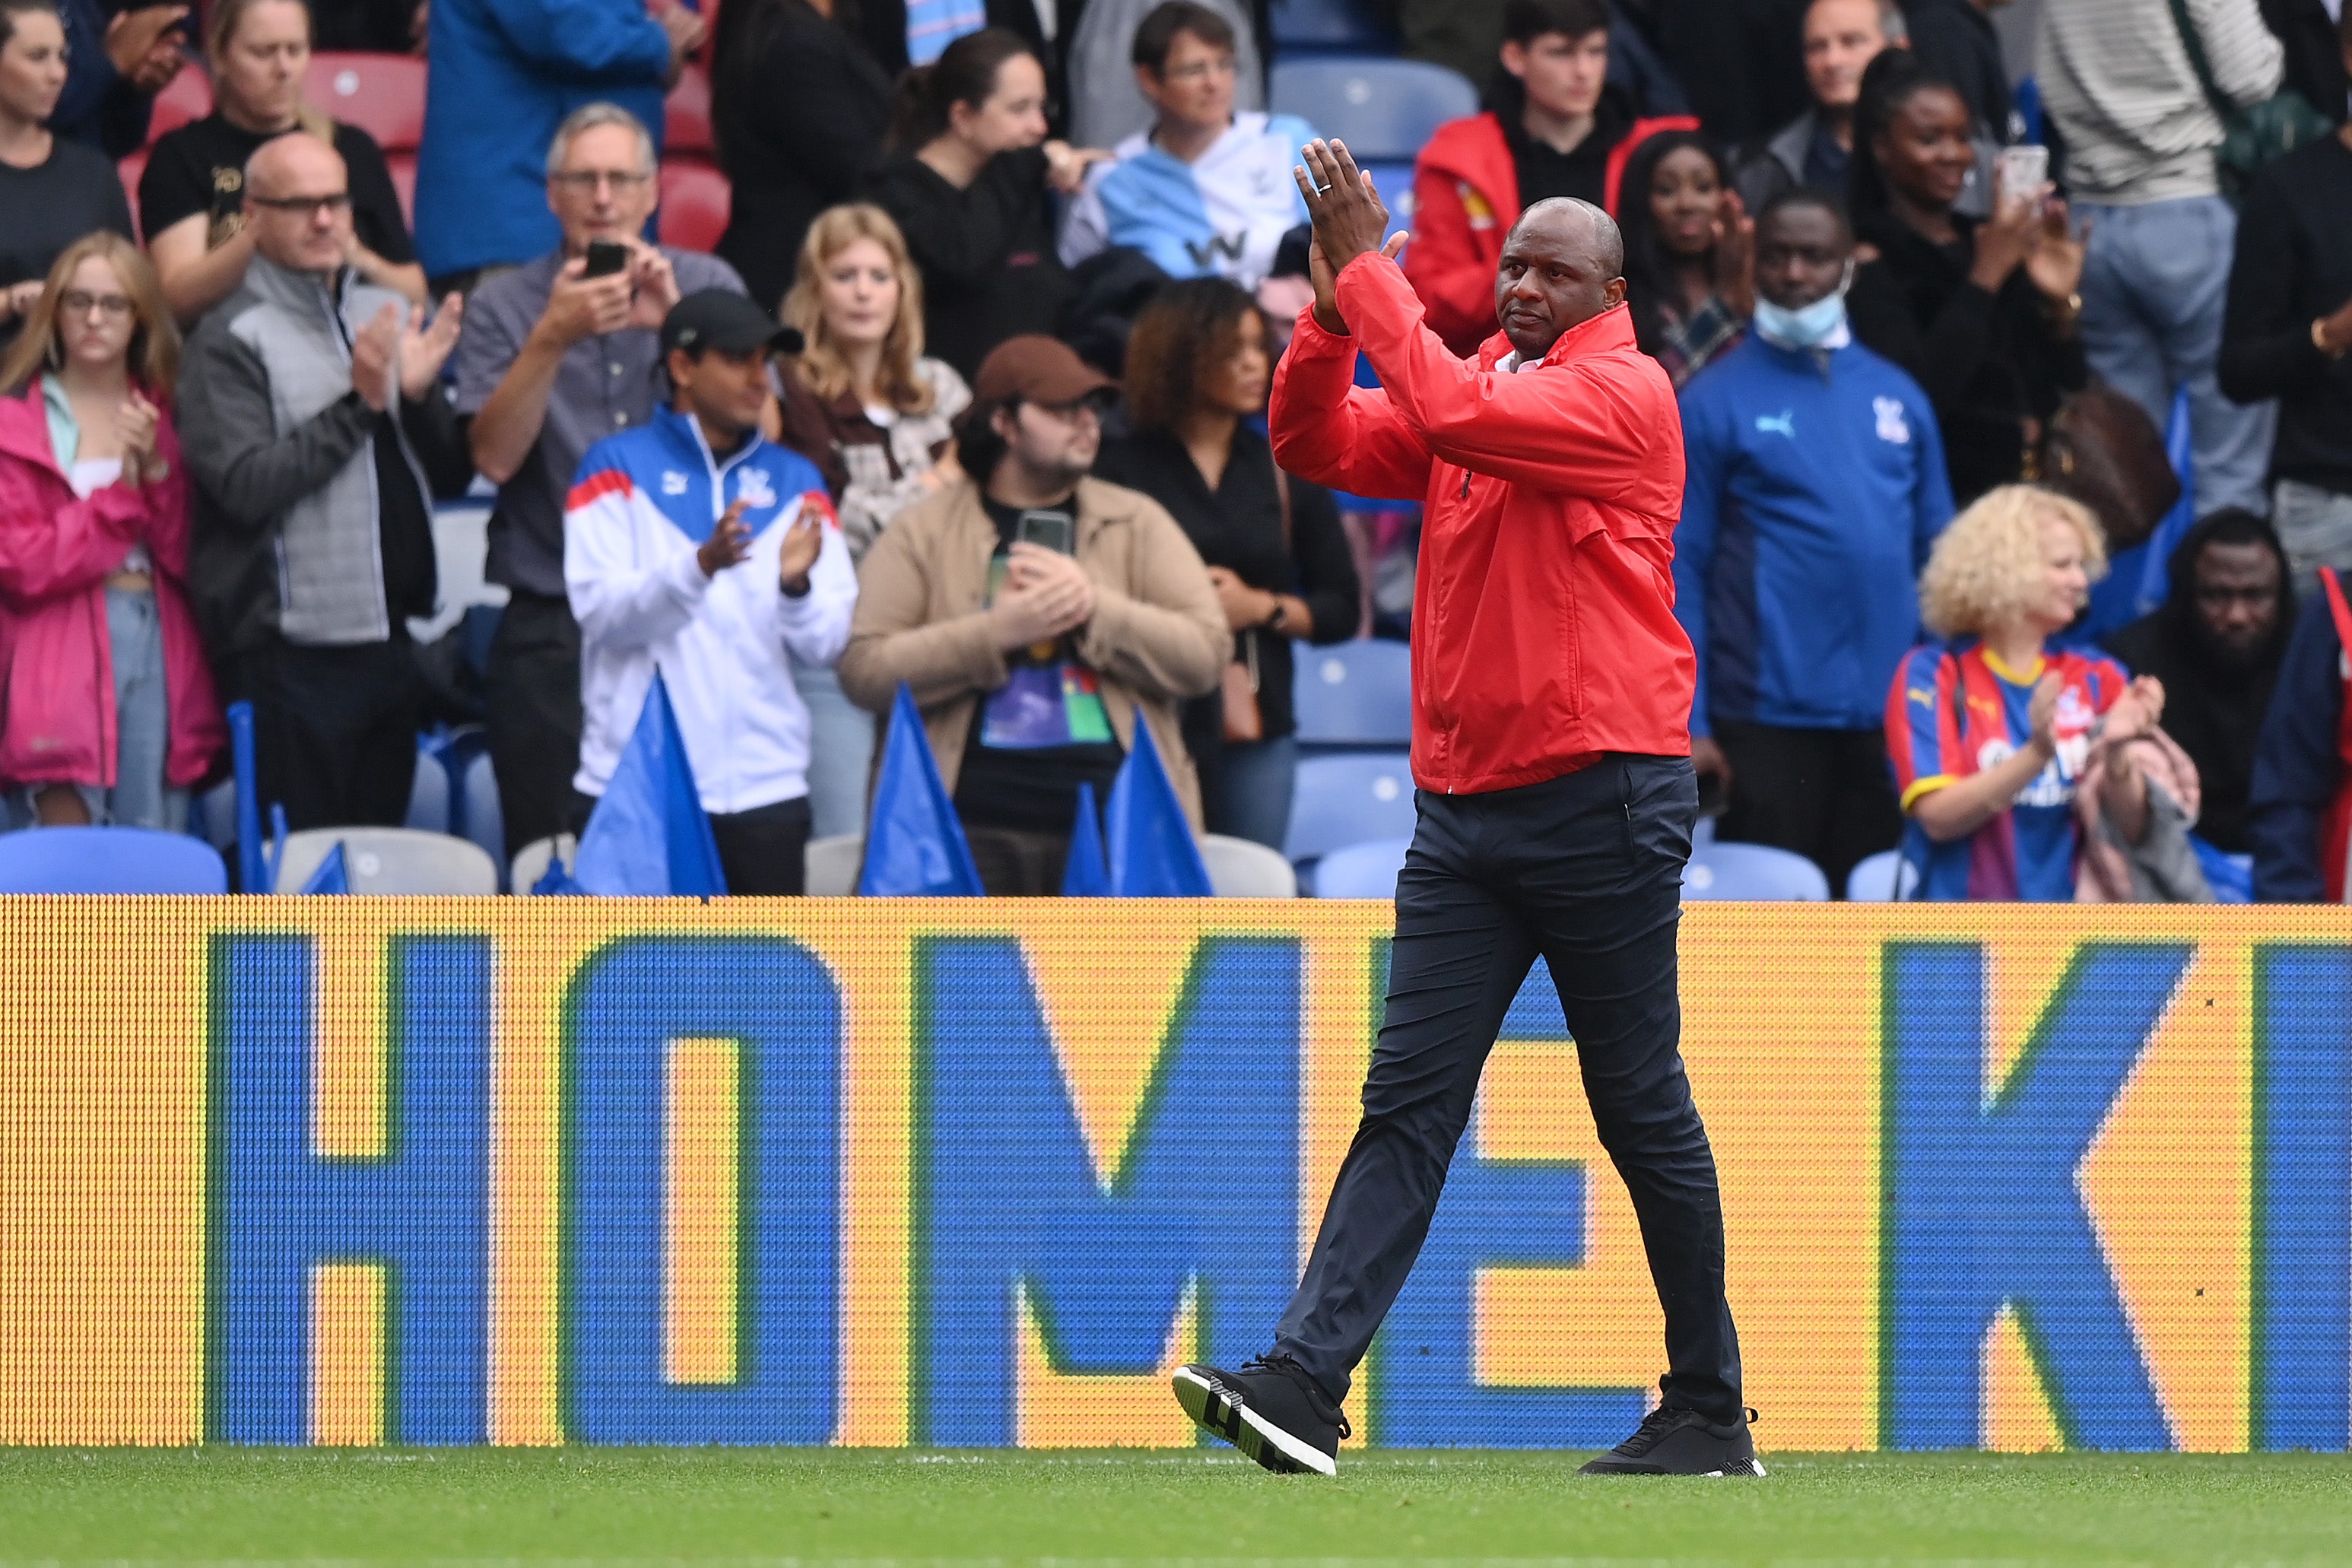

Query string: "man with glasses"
[179, 132, 476, 838]
[839, 334, 1228, 894]
[455, 102, 747, 864]
[1059, 1, 1319, 292]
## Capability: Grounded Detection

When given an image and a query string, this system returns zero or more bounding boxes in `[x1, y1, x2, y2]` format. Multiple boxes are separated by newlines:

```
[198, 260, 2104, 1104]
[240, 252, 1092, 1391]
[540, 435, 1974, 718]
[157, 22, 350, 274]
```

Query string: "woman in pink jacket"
[0, 233, 223, 829]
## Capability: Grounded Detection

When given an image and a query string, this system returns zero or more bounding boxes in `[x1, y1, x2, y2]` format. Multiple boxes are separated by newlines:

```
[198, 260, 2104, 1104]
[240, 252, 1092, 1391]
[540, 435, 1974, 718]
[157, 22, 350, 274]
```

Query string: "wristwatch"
[1262, 597, 1289, 632]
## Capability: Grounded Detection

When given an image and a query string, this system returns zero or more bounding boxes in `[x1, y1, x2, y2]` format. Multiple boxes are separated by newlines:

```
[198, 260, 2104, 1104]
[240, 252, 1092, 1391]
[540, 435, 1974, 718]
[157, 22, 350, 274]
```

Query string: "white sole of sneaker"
[1170, 1368, 1338, 1478]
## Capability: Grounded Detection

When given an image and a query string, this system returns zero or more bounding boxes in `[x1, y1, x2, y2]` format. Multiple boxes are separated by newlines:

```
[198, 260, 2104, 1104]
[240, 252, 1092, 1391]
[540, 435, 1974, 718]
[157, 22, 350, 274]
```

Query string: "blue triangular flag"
[298, 840, 350, 894]
[1105, 713, 1212, 897]
[857, 684, 983, 896]
[573, 673, 728, 897]
[531, 847, 586, 896]
[1059, 781, 1109, 896]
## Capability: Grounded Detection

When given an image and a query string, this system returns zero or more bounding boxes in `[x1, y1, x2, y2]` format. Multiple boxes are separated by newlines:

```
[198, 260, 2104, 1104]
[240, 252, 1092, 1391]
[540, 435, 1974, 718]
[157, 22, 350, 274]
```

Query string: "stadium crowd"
[0, 0, 2348, 900]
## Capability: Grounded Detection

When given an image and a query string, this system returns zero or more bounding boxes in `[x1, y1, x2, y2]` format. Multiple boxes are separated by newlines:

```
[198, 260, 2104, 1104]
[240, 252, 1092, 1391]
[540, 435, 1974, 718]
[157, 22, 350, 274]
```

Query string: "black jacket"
[713, 0, 895, 311]
[1848, 211, 2088, 505]
[862, 148, 1074, 380]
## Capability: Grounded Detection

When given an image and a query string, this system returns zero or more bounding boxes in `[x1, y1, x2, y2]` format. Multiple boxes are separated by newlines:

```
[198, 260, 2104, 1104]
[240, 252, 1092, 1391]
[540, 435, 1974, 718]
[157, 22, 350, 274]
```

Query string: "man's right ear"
[1498, 40, 1528, 80]
[989, 401, 1020, 440]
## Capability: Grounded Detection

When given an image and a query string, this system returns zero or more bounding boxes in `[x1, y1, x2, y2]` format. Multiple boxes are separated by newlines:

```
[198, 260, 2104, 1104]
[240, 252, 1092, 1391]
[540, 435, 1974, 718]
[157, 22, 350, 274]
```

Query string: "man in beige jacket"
[839, 336, 1230, 894]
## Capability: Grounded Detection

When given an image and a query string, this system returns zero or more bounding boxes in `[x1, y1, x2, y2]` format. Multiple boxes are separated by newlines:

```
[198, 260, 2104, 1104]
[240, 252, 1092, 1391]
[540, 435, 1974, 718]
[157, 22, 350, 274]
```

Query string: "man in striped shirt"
[2038, 0, 2285, 517]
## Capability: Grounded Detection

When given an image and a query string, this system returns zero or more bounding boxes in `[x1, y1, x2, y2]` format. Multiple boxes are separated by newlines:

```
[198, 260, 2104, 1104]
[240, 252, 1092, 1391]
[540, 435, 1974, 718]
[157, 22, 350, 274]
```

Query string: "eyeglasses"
[59, 290, 135, 319]
[550, 170, 655, 193]
[1160, 54, 1237, 84]
[249, 192, 354, 217]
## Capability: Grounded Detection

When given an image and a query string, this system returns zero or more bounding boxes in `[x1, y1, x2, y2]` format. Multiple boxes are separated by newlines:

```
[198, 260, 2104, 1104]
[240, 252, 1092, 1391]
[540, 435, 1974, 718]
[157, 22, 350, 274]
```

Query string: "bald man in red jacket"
[1171, 140, 1755, 1480]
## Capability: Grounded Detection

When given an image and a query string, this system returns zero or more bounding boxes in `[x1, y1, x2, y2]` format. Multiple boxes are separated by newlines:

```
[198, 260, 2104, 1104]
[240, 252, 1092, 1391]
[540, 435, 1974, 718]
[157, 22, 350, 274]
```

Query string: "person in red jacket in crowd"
[1405, 0, 1697, 356]
[0, 233, 224, 830]
[1169, 138, 1756, 1481]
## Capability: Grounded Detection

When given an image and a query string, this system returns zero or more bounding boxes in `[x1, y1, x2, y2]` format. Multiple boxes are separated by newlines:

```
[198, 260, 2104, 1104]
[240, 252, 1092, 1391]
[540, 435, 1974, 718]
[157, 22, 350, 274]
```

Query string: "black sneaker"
[1172, 1357, 1351, 1476]
[1578, 1405, 1765, 1476]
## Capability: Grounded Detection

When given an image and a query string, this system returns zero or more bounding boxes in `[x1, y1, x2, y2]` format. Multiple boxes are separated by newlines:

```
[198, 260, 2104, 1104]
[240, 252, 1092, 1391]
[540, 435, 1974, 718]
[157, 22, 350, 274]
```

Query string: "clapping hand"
[114, 392, 161, 486]
[1713, 190, 1755, 318]
[776, 509, 823, 595]
[1294, 140, 1407, 335]
[697, 497, 753, 576]
[398, 293, 465, 402]
[2023, 198, 2088, 310]
[351, 303, 402, 411]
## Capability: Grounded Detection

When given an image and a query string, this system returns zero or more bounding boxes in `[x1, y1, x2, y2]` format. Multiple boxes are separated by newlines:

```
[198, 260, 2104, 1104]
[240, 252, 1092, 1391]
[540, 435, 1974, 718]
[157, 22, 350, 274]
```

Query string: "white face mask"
[1752, 259, 1856, 349]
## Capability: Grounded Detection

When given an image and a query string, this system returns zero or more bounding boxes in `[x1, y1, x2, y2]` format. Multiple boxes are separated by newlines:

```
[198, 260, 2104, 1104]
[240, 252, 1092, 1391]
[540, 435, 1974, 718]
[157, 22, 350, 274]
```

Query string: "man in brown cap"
[838, 335, 1230, 893]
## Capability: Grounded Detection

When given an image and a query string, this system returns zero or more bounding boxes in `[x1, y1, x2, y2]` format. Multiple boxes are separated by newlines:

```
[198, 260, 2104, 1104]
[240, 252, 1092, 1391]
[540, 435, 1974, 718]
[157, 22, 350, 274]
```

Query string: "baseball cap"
[660, 289, 805, 358]
[973, 335, 1115, 405]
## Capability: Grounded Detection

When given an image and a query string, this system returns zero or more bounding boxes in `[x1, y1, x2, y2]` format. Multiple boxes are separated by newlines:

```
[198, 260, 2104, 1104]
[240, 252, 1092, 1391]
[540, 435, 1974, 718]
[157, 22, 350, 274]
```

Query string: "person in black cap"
[562, 288, 858, 894]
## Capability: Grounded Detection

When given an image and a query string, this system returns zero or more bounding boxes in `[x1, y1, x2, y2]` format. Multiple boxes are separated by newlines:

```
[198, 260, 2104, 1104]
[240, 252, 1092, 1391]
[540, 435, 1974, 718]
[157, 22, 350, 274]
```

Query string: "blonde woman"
[779, 203, 972, 563]
[775, 203, 968, 838]
[138, 0, 425, 322]
[1885, 484, 2167, 899]
[0, 233, 224, 829]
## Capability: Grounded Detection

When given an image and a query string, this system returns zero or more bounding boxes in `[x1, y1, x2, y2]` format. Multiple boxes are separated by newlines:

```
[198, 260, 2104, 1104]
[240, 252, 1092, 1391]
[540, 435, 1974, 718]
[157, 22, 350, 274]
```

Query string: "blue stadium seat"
[1312, 836, 1411, 897]
[1269, 57, 1479, 163]
[0, 826, 229, 894]
[1269, 0, 1397, 52]
[1293, 639, 1412, 749]
[1844, 849, 1919, 902]
[459, 751, 506, 888]
[1684, 841, 1831, 900]
[1285, 751, 1417, 865]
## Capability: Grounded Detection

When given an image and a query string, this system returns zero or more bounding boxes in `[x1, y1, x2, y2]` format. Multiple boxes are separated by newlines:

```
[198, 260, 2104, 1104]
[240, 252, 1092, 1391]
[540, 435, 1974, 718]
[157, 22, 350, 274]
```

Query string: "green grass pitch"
[2, 1449, 2348, 1566]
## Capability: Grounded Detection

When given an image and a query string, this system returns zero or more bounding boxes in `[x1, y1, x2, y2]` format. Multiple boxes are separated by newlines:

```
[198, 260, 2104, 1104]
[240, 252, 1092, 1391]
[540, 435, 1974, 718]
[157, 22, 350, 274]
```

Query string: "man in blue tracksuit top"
[1674, 189, 1953, 896]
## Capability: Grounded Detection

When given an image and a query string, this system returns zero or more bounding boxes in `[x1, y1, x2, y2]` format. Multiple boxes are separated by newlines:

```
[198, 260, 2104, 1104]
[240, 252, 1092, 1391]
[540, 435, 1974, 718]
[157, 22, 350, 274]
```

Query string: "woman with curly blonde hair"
[1885, 484, 2169, 899]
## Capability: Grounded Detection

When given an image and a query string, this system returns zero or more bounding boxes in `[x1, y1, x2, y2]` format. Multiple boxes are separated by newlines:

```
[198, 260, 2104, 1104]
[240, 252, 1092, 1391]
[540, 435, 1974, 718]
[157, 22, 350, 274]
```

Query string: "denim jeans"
[1214, 733, 1298, 851]
[22, 586, 186, 831]
[2272, 478, 2352, 604]
[2076, 195, 2277, 517]
[792, 655, 875, 842]
[1271, 756, 1742, 1420]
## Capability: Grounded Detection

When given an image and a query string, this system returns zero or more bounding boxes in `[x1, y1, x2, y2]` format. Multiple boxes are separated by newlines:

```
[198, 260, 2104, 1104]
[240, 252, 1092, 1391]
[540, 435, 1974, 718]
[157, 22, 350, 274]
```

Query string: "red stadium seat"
[385, 151, 417, 228]
[658, 157, 730, 252]
[665, 62, 712, 156]
[306, 52, 427, 152]
[147, 62, 211, 142]
[117, 148, 148, 240]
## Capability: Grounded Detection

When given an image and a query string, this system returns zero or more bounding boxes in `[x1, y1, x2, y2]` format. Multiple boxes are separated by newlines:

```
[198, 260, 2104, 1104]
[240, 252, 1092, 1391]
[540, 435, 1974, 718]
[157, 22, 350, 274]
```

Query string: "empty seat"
[148, 64, 212, 141]
[1293, 638, 1411, 748]
[1683, 841, 1830, 900]
[1284, 750, 1416, 865]
[1269, 0, 1398, 52]
[273, 828, 499, 894]
[1843, 849, 1918, 902]
[665, 62, 713, 156]
[0, 827, 228, 894]
[512, 833, 580, 894]
[1199, 833, 1299, 897]
[1268, 57, 1478, 163]
[659, 158, 732, 252]
[1310, 835, 1410, 899]
[306, 52, 427, 151]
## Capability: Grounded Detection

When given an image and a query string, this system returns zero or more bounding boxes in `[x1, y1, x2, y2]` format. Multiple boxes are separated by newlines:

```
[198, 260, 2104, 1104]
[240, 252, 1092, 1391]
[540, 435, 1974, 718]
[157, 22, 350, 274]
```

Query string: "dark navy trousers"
[1271, 754, 1744, 1422]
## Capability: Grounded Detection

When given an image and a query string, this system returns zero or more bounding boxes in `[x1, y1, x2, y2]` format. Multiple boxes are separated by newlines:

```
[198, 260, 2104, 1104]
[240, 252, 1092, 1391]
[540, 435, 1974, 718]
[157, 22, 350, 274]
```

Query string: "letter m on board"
[913, 933, 1300, 1445]
[1882, 941, 2189, 1450]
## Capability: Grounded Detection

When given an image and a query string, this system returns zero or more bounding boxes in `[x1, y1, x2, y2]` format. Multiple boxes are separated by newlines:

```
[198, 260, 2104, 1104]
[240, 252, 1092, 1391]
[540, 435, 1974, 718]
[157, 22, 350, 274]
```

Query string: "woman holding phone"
[1844, 49, 2087, 505]
[0, 233, 224, 828]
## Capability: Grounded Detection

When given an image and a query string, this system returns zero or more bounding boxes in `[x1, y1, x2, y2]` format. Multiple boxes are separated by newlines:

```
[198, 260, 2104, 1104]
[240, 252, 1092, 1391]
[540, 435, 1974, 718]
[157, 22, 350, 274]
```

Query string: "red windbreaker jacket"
[1269, 256, 1693, 795]
[1403, 110, 1699, 357]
